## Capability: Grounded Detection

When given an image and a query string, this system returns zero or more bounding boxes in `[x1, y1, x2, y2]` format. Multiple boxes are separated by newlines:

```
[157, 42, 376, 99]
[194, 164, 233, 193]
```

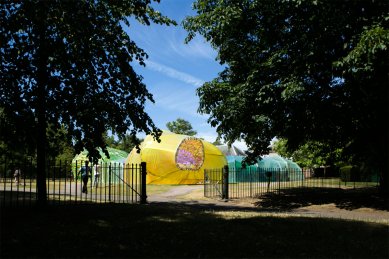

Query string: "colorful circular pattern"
[175, 137, 204, 170]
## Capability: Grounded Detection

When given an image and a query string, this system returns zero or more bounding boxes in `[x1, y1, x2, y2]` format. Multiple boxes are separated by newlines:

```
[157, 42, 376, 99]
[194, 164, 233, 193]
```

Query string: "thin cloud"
[168, 35, 216, 61]
[146, 60, 205, 87]
[152, 89, 203, 118]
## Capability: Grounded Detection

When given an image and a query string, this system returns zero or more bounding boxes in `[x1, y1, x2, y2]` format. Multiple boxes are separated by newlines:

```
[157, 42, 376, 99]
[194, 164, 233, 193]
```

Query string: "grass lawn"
[0, 183, 179, 204]
[1, 203, 388, 258]
[227, 178, 378, 199]
[2, 181, 184, 195]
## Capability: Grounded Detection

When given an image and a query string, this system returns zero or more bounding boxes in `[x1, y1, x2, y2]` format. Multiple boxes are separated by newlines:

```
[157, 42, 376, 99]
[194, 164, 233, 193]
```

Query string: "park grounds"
[1, 184, 388, 258]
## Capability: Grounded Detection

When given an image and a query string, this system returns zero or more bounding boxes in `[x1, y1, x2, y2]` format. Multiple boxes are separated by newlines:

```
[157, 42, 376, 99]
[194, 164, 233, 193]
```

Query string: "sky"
[124, 0, 248, 150]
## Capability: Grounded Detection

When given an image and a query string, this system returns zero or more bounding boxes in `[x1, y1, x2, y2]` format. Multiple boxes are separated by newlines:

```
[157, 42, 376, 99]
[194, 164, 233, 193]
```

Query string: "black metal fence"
[0, 159, 146, 207]
[204, 167, 380, 199]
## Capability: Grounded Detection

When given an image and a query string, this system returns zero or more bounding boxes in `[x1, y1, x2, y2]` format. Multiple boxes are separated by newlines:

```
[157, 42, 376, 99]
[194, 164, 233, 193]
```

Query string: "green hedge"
[340, 165, 379, 182]
[340, 166, 357, 181]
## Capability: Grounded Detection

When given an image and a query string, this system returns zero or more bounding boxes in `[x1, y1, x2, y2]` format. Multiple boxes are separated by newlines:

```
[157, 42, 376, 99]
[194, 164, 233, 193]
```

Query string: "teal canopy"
[227, 154, 303, 182]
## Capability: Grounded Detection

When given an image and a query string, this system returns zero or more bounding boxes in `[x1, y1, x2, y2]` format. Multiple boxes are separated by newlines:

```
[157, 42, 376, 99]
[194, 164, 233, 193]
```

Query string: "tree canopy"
[166, 118, 197, 136]
[184, 0, 388, 190]
[273, 138, 343, 169]
[1, 0, 176, 204]
[105, 133, 142, 153]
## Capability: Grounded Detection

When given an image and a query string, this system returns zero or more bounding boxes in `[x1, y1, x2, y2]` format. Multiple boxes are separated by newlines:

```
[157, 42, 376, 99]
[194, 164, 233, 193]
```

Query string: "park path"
[147, 185, 389, 224]
[3, 182, 388, 224]
[148, 185, 204, 202]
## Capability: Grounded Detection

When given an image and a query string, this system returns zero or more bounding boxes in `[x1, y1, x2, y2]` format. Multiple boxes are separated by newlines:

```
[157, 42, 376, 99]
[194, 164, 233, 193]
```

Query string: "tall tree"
[166, 118, 197, 136]
[184, 0, 388, 192]
[1, 0, 175, 205]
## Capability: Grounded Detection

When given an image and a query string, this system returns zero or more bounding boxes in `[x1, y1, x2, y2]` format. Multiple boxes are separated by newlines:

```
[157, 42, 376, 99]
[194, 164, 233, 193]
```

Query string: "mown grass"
[2, 181, 182, 195]
[0, 183, 179, 204]
[1, 203, 388, 258]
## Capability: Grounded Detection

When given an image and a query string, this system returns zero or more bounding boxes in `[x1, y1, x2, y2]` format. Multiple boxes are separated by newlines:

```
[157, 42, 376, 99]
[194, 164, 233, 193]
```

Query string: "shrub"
[340, 166, 359, 182]
[313, 167, 340, 177]
[340, 165, 380, 182]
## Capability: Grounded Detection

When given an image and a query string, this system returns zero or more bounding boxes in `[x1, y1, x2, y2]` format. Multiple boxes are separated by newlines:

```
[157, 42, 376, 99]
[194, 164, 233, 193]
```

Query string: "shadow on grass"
[1, 202, 389, 258]
[254, 187, 389, 211]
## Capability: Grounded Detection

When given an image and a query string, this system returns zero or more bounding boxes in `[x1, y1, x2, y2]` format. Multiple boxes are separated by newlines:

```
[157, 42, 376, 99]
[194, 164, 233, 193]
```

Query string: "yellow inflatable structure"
[125, 131, 227, 184]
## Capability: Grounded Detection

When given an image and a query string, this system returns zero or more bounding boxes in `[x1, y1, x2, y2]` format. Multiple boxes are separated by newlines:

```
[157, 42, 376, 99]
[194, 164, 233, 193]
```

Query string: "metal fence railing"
[0, 159, 146, 207]
[204, 168, 223, 199]
[204, 167, 380, 199]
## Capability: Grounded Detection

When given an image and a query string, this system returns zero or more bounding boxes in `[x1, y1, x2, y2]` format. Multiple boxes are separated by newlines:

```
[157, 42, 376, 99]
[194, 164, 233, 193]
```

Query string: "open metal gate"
[204, 166, 228, 199]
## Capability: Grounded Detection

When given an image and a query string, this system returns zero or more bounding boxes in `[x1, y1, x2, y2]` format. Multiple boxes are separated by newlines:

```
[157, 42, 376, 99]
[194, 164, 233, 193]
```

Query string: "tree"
[104, 132, 142, 153]
[115, 134, 143, 153]
[273, 138, 343, 169]
[1, 108, 75, 164]
[212, 137, 223, 146]
[1, 0, 176, 205]
[47, 124, 75, 162]
[184, 0, 388, 192]
[166, 118, 197, 136]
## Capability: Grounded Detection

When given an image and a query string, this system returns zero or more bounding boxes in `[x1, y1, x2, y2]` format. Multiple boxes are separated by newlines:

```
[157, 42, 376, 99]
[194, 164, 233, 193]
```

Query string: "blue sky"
[124, 0, 247, 150]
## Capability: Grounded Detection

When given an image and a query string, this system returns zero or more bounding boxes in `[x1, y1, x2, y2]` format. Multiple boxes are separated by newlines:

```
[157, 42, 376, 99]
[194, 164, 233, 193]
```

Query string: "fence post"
[266, 171, 272, 192]
[140, 162, 147, 204]
[222, 165, 229, 200]
[249, 167, 253, 198]
[203, 169, 207, 198]
[301, 169, 304, 188]
[108, 164, 111, 202]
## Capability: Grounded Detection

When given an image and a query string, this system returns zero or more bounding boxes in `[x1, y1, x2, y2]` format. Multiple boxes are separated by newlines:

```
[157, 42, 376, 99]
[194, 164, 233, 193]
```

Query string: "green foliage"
[272, 139, 291, 159]
[212, 137, 223, 145]
[55, 145, 75, 162]
[0, 0, 176, 163]
[166, 118, 197, 136]
[340, 165, 379, 182]
[104, 133, 142, 153]
[1, 109, 76, 162]
[273, 138, 344, 169]
[184, 1, 388, 189]
[0, 108, 36, 159]
[340, 166, 356, 182]
[1, 0, 176, 203]
[46, 124, 75, 161]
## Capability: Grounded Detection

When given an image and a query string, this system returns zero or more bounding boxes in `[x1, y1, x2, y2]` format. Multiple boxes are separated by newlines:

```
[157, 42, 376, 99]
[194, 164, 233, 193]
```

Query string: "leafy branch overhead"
[1, 0, 176, 163]
[183, 0, 388, 190]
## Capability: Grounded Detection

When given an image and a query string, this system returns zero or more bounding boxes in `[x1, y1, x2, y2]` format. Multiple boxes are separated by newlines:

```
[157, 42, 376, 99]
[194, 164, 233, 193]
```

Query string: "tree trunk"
[379, 169, 388, 197]
[36, 2, 48, 207]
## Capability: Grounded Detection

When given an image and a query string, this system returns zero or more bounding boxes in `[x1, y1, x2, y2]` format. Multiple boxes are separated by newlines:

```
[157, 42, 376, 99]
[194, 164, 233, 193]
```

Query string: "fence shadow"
[2, 202, 388, 258]
[254, 187, 388, 211]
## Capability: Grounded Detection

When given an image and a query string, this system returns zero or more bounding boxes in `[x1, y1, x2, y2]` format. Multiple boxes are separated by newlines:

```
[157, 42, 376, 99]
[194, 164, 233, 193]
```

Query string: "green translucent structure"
[72, 147, 128, 184]
[226, 154, 304, 183]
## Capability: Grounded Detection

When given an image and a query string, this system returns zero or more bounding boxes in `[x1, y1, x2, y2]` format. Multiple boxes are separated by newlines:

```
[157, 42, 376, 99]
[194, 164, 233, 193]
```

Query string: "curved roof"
[216, 145, 246, 156]
[72, 147, 128, 164]
[126, 131, 227, 184]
